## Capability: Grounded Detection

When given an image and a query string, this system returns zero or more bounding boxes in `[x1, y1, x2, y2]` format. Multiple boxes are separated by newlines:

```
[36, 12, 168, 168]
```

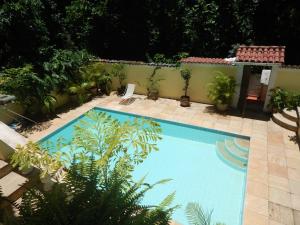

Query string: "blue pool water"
[40, 107, 248, 225]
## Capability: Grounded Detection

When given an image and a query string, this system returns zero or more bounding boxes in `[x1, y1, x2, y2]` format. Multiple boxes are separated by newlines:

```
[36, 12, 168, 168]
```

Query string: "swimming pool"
[40, 107, 249, 225]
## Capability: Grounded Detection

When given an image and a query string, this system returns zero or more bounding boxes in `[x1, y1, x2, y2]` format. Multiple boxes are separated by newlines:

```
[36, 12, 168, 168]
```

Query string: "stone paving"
[29, 94, 300, 225]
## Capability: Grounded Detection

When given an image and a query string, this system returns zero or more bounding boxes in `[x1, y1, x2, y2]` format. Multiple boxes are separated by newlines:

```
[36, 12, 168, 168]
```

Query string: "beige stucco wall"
[102, 62, 238, 104]
[0, 102, 24, 124]
[274, 68, 300, 93]
[0, 93, 69, 125]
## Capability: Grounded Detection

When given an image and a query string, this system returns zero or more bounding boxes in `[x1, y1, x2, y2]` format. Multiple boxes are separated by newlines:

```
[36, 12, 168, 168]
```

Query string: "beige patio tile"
[268, 220, 285, 225]
[289, 180, 300, 195]
[250, 147, 268, 161]
[287, 157, 300, 169]
[249, 159, 268, 173]
[294, 210, 300, 225]
[288, 168, 300, 182]
[244, 209, 268, 225]
[268, 175, 290, 192]
[268, 202, 294, 225]
[248, 167, 268, 185]
[247, 180, 268, 199]
[292, 194, 300, 211]
[285, 148, 300, 159]
[268, 153, 287, 167]
[268, 163, 288, 178]
[269, 187, 292, 208]
[245, 194, 268, 216]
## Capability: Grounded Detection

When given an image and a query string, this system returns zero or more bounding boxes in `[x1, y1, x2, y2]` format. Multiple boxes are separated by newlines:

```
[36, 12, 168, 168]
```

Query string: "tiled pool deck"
[29, 95, 300, 225]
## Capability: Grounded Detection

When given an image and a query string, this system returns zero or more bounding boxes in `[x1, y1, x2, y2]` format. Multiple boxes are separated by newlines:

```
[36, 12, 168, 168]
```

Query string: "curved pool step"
[282, 108, 298, 122]
[272, 113, 297, 132]
[225, 139, 248, 162]
[216, 142, 247, 171]
[233, 138, 250, 153]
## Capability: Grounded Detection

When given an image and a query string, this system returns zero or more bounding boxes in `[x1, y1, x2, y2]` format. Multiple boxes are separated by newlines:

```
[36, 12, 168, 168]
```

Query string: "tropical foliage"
[269, 87, 300, 111]
[13, 110, 163, 180]
[43, 49, 93, 91]
[1, 0, 299, 66]
[14, 157, 174, 225]
[11, 141, 63, 178]
[8, 111, 175, 225]
[0, 64, 57, 114]
[185, 202, 225, 225]
[208, 72, 236, 105]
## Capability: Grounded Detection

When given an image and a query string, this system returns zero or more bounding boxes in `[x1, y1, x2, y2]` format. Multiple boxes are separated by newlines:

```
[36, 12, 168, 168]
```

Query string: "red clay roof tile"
[236, 45, 285, 64]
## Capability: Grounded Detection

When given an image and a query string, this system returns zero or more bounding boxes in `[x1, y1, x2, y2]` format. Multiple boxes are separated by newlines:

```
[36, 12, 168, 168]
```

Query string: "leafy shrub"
[0, 64, 56, 114]
[287, 93, 300, 110]
[208, 72, 236, 105]
[44, 49, 93, 91]
[269, 87, 300, 111]
[11, 141, 63, 178]
[79, 62, 112, 96]
[185, 202, 225, 225]
[269, 87, 289, 111]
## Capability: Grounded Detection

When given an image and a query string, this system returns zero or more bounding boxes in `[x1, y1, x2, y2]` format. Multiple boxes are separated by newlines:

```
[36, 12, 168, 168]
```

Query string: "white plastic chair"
[120, 84, 135, 104]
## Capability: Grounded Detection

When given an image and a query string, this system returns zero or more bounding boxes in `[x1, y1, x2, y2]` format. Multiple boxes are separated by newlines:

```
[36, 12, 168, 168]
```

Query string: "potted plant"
[268, 87, 289, 112]
[111, 63, 127, 96]
[10, 149, 34, 175]
[208, 71, 236, 111]
[180, 68, 192, 107]
[68, 82, 93, 105]
[147, 66, 163, 100]
[11, 142, 63, 191]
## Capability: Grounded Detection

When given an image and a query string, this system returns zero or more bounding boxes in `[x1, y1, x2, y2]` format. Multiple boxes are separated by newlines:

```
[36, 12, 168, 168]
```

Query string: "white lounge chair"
[120, 84, 135, 104]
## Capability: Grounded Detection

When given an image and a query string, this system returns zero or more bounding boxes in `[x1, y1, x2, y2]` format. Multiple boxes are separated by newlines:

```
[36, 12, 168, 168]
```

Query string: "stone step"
[0, 160, 13, 179]
[0, 172, 28, 202]
[225, 139, 248, 162]
[216, 142, 247, 171]
[282, 108, 298, 122]
[233, 138, 250, 152]
[272, 113, 298, 132]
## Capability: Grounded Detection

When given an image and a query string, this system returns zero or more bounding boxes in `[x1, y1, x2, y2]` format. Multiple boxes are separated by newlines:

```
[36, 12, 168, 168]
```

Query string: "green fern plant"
[185, 202, 225, 225]
[16, 157, 175, 225]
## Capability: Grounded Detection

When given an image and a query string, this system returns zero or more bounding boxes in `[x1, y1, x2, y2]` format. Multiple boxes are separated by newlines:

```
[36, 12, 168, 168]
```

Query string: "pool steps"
[272, 108, 298, 132]
[216, 138, 249, 171]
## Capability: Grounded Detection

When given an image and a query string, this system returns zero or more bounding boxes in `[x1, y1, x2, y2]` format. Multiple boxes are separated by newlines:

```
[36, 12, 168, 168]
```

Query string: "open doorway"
[238, 65, 271, 116]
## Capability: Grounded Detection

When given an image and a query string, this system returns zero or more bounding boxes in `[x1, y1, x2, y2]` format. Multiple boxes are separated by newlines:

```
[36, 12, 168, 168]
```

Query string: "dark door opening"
[238, 65, 271, 116]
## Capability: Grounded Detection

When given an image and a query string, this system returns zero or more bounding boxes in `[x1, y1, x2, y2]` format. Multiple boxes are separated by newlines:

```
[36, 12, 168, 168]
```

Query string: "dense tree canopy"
[1, 0, 300, 66]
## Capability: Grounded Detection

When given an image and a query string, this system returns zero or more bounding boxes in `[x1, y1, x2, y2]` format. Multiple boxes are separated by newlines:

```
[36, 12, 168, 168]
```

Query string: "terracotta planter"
[180, 96, 190, 107]
[216, 103, 229, 112]
[147, 90, 159, 100]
